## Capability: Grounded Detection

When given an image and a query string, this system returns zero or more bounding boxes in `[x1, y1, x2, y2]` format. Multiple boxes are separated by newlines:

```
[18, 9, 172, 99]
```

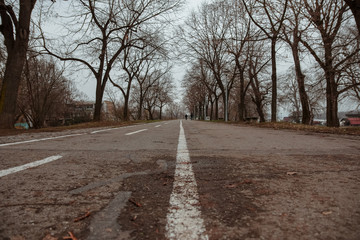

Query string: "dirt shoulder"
[241, 122, 360, 136]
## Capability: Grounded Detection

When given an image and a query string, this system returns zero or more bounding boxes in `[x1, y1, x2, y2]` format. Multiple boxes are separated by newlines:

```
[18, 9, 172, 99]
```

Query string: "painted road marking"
[155, 125, 161, 128]
[0, 134, 84, 147]
[0, 155, 63, 178]
[125, 129, 148, 136]
[166, 121, 208, 240]
[91, 127, 126, 134]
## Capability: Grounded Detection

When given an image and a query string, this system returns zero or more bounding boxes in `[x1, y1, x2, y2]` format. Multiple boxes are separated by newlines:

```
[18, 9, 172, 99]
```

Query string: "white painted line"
[91, 127, 126, 134]
[0, 134, 85, 147]
[166, 121, 208, 240]
[155, 125, 161, 128]
[0, 155, 63, 178]
[125, 129, 148, 136]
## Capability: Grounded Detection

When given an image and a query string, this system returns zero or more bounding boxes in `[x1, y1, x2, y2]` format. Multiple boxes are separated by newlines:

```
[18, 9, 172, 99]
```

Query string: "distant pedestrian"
[190, 113, 194, 120]
[185, 114, 188, 120]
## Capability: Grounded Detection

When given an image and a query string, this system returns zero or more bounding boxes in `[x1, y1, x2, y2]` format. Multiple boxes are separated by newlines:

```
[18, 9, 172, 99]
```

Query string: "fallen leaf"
[129, 198, 142, 207]
[63, 232, 78, 240]
[243, 179, 253, 184]
[74, 211, 91, 222]
[322, 211, 332, 215]
[286, 172, 298, 176]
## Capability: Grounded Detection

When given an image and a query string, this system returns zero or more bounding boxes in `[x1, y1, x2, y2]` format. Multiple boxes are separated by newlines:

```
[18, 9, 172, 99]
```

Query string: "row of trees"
[180, 0, 360, 127]
[0, 0, 183, 128]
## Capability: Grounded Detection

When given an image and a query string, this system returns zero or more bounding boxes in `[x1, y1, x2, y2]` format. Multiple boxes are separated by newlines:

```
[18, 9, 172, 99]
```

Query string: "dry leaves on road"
[129, 198, 142, 207]
[74, 211, 91, 222]
[63, 232, 78, 240]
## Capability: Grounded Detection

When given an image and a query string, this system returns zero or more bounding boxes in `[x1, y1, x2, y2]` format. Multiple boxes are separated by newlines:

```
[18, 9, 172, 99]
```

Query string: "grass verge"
[236, 121, 360, 136]
[0, 120, 161, 137]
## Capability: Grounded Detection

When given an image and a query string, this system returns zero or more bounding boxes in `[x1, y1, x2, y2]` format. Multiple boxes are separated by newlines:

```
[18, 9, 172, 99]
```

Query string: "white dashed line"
[0, 155, 63, 178]
[125, 129, 148, 136]
[166, 121, 208, 240]
[91, 127, 126, 134]
[0, 134, 85, 147]
[155, 125, 161, 128]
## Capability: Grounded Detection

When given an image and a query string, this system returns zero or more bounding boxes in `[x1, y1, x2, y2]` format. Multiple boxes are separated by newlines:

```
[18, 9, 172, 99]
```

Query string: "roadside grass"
[0, 120, 161, 137]
[237, 121, 360, 136]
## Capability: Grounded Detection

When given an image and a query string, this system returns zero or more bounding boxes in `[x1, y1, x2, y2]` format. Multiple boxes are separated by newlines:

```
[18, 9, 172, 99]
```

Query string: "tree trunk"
[0, 55, 26, 128]
[148, 106, 154, 120]
[123, 95, 130, 121]
[345, 0, 360, 34]
[324, 43, 339, 127]
[122, 81, 132, 121]
[270, 37, 277, 122]
[250, 77, 266, 123]
[159, 106, 163, 120]
[249, 62, 266, 123]
[291, 41, 311, 124]
[210, 100, 214, 120]
[0, 0, 36, 129]
[138, 95, 144, 120]
[325, 72, 339, 127]
[238, 70, 246, 122]
[222, 91, 227, 121]
[215, 97, 219, 120]
[93, 80, 104, 121]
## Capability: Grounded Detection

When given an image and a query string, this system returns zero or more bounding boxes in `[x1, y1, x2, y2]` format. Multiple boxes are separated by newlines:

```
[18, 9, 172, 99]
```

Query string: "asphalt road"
[0, 120, 359, 240]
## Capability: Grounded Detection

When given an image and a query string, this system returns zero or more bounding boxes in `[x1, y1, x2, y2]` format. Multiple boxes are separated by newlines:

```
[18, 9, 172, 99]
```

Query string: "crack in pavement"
[86, 191, 132, 240]
[69, 160, 169, 239]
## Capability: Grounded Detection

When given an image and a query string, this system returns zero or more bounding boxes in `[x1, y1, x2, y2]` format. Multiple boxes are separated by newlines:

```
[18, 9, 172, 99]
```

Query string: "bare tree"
[18, 56, 72, 128]
[165, 102, 182, 119]
[301, 0, 360, 127]
[279, 69, 303, 123]
[0, 0, 39, 128]
[109, 33, 170, 120]
[104, 88, 124, 121]
[199, 59, 221, 120]
[248, 45, 271, 123]
[342, 57, 360, 103]
[243, 0, 289, 122]
[156, 74, 174, 120]
[40, 0, 182, 122]
[180, 1, 235, 120]
[226, 0, 253, 122]
[281, 0, 312, 124]
[182, 63, 212, 120]
[134, 66, 170, 120]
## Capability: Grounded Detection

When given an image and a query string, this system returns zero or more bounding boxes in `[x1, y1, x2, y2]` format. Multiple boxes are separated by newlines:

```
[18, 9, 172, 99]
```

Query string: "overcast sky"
[171, 0, 204, 102]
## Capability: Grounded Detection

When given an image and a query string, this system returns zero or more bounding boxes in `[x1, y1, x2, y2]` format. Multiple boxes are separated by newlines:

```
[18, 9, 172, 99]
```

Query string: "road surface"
[0, 120, 359, 239]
